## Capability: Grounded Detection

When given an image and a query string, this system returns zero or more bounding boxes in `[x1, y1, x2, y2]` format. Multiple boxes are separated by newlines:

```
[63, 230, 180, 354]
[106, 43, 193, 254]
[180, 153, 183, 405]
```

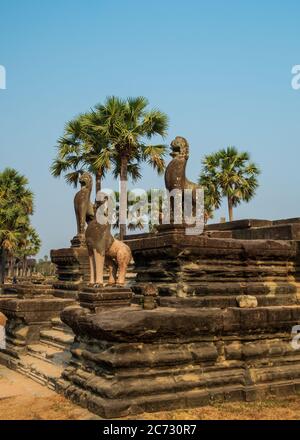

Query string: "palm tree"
[51, 113, 112, 194]
[17, 227, 41, 276]
[199, 176, 222, 223]
[0, 168, 35, 283]
[89, 96, 169, 239]
[199, 147, 260, 222]
[51, 112, 143, 196]
[36, 255, 55, 277]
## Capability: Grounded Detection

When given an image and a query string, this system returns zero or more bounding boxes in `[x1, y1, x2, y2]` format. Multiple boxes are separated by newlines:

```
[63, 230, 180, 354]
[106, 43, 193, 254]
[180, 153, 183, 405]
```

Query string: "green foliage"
[52, 96, 169, 238]
[16, 227, 41, 260]
[90, 96, 169, 173]
[51, 113, 111, 191]
[0, 168, 34, 250]
[51, 99, 164, 194]
[36, 255, 56, 277]
[89, 96, 169, 238]
[199, 146, 260, 221]
[0, 168, 41, 280]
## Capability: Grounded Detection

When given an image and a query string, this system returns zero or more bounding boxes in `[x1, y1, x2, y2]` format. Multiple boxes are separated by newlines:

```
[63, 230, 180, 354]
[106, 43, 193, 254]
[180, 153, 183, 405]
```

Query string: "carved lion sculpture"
[164, 136, 201, 220]
[74, 172, 94, 238]
[85, 192, 132, 286]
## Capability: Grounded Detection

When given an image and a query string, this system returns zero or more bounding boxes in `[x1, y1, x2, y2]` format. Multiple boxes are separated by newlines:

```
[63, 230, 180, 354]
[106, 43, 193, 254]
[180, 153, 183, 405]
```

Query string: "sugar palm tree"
[199, 175, 222, 223]
[51, 112, 143, 195]
[17, 227, 41, 276]
[0, 168, 35, 283]
[51, 113, 112, 194]
[199, 147, 260, 222]
[88, 96, 169, 239]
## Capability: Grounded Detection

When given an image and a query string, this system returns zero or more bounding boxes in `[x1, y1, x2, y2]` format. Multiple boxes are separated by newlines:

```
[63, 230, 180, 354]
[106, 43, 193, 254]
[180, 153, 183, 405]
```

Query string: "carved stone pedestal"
[0, 292, 73, 358]
[126, 229, 300, 308]
[51, 247, 90, 299]
[3, 283, 54, 299]
[79, 286, 133, 312]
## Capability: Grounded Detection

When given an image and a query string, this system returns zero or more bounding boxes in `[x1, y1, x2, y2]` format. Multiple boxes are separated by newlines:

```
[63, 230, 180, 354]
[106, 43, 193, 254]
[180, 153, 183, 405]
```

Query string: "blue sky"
[1, 0, 300, 257]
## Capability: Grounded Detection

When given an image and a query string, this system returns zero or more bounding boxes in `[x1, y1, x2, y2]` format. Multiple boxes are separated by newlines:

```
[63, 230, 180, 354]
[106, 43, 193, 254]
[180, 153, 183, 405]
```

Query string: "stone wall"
[127, 231, 300, 308]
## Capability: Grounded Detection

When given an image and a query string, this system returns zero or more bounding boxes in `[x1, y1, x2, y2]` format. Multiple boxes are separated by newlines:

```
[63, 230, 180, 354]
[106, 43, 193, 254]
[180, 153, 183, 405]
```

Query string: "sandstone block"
[236, 295, 258, 308]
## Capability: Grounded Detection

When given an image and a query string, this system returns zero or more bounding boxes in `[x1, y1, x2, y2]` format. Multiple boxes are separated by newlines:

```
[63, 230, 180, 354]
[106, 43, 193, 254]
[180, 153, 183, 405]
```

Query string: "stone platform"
[0, 284, 74, 357]
[3, 282, 54, 298]
[50, 226, 300, 418]
[126, 227, 300, 308]
[0, 283, 75, 389]
[0, 316, 74, 390]
[3, 220, 300, 418]
[47, 224, 300, 417]
[205, 218, 300, 240]
[58, 302, 300, 418]
[50, 246, 136, 300]
[50, 247, 90, 299]
[79, 286, 133, 312]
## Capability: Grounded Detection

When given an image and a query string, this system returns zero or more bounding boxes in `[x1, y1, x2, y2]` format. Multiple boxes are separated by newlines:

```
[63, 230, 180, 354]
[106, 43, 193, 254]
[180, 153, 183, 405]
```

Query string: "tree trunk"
[119, 156, 128, 240]
[95, 170, 102, 195]
[228, 196, 234, 222]
[0, 248, 6, 285]
[12, 257, 16, 277]
[8, 255, 12, 278]
[24, 257, 27, 278]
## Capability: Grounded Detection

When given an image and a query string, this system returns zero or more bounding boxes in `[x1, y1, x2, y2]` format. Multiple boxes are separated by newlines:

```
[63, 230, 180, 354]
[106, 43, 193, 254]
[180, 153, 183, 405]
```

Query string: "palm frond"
[65, 171, 83, 188]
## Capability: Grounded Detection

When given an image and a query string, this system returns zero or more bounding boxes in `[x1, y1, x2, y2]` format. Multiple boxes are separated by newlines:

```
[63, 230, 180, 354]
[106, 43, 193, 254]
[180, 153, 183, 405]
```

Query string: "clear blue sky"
[1, 0, 300, 258]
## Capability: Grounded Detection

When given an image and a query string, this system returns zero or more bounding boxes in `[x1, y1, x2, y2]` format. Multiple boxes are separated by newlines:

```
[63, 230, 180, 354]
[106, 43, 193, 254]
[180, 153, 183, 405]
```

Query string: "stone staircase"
[2, 317, 74, 390]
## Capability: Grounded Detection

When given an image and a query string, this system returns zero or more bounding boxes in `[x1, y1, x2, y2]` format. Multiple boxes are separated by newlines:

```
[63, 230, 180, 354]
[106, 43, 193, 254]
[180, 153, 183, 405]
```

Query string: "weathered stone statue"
[85, 192, 132, 286]
[105, 239, 132, 286]
[74, 172, 94, 240]
[141, 283, 158, 310]
[164, 136, 201, 220]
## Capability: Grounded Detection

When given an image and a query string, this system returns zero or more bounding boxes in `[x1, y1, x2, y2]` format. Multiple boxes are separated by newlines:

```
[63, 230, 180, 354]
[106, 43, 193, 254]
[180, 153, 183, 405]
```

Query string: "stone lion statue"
[85, 191, 132, 286]
[164, 136, 201, 220]
[74, 172, 94, 238]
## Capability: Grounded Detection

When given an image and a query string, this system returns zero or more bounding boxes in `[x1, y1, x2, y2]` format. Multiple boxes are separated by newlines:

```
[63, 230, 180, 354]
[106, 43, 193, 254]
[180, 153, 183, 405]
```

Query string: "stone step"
[52, 290, 79, 300]
[51, 317, 74, 334]
[19, 354, 63, 389]
[28, 343, 72, 366]
[159, 294, 299, 309]
[40, 329, 74, 349]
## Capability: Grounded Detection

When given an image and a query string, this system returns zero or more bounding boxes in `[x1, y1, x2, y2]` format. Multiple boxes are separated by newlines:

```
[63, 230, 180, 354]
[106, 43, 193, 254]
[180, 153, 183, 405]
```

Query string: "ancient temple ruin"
[1, 137, 300, 417]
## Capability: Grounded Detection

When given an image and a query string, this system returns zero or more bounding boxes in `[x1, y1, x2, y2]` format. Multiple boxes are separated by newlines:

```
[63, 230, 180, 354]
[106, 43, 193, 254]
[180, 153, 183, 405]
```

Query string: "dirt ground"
[1, 365, 300, 420]
[0, 365, 98, 420]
